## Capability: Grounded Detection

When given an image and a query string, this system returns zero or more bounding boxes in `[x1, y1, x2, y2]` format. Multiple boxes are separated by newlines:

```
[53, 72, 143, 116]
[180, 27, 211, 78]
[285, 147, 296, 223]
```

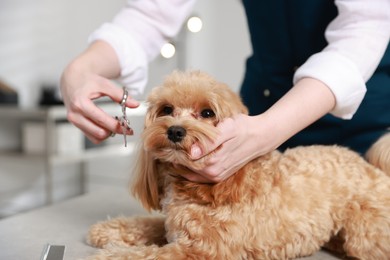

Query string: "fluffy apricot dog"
[87, 71, 390, 259]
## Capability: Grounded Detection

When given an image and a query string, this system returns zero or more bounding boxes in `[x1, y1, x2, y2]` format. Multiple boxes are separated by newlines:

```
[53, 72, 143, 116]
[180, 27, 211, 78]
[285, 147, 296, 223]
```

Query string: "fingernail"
[128, 98, 140, 106]
[191, 145, 202, 158]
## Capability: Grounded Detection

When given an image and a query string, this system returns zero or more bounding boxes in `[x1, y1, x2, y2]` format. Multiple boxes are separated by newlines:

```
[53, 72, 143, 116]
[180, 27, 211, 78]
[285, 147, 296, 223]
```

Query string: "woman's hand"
[183, 77, 336, 183]
[60, 41, 140, 144]
[184, 114, 276, 183]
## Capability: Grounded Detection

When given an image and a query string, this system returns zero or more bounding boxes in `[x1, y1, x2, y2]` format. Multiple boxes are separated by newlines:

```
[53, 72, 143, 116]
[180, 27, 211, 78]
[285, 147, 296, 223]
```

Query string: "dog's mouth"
[149, 135, 198, 166]
[142, 120, 218, 169]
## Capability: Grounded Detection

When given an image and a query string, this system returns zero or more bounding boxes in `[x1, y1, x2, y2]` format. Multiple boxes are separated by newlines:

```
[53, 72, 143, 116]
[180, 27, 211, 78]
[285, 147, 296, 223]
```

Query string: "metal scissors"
[116, 87, 133, 147]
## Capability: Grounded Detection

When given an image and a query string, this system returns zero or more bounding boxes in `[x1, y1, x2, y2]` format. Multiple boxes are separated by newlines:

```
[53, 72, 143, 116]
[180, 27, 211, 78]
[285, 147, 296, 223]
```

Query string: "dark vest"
[240, 0, 390, 154]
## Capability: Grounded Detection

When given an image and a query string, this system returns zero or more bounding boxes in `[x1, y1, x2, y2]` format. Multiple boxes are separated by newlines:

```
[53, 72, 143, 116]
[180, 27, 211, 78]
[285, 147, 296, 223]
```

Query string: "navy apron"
[240, 0, 390, 154]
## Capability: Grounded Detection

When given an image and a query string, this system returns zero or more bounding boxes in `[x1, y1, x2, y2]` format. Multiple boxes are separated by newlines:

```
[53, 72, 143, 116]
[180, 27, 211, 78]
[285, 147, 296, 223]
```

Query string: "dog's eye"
[160, 106, 173, 116]
[200, 109, 215, 118]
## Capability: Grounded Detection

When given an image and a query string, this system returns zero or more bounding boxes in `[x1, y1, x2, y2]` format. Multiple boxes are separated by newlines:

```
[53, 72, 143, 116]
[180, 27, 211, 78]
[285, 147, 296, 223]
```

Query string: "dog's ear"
[130, 96, 163, 211]
[130, 86, 164, 211]
[143, 86, 162, 128]
[144, 104, 157, 128]
[211, 82, 249, 120]
[131, 147, 161, 211]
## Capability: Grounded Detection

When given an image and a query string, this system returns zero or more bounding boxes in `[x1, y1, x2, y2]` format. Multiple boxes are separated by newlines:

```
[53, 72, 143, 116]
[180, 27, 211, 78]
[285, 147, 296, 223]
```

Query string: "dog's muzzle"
[167, 126, 186, 143]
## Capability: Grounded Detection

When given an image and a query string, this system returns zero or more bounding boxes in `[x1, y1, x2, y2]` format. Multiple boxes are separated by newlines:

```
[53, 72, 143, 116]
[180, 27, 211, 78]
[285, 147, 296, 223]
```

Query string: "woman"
[60, 0, 390, 183]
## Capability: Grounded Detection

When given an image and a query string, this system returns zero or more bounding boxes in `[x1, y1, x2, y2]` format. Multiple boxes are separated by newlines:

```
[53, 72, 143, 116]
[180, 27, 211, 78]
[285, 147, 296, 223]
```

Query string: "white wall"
[146, 0, 251, 94]
[186, 0, 251, 92]
[0, 0, 251, 217]
[0, 0, 250, 104]
[0, 0, 127, 107]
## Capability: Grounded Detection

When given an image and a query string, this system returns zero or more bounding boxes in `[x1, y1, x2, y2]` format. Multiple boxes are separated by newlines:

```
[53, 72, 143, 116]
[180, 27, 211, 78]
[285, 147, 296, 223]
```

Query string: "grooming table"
[0, 186, 340, 259]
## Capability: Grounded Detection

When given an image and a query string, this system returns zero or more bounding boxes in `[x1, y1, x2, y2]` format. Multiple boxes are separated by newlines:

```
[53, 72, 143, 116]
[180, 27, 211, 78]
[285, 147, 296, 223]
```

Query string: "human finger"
[190, 117, 236, 160]
[98, 79, 140, 109]
[67, 106, 117, 143]
[68, 80, 139, 137]
[180, 172, 216, 183]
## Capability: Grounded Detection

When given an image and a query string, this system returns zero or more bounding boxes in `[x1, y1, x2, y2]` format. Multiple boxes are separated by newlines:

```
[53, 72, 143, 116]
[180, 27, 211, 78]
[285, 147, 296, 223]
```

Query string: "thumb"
[190, 117, 235, 160]
[190, 144, 204, 159]
[190, 132, 222, 160]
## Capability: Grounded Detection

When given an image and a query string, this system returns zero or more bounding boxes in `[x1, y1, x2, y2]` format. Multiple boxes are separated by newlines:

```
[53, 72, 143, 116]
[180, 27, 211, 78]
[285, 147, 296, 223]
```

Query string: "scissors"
[113, 87, 134, 147]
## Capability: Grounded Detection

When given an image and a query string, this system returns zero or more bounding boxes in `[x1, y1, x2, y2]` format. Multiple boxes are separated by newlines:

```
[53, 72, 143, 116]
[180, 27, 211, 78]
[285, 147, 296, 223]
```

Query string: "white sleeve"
[293, 0, 390, 119]
[89, 0, 196, 97]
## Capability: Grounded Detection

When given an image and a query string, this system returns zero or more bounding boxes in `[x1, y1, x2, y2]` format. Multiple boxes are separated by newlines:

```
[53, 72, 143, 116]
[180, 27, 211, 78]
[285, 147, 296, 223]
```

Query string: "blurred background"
[0, 0, 250, 218]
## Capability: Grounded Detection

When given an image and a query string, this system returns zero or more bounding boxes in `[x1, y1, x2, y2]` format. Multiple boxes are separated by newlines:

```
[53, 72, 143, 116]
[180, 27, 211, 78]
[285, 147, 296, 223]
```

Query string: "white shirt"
[89, 0, 390, 119]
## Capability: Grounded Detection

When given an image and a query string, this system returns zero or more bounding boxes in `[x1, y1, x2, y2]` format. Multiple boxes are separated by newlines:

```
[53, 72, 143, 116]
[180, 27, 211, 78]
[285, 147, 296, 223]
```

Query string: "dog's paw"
[87, 218, 131, 248]
[87, 216, 166, 249]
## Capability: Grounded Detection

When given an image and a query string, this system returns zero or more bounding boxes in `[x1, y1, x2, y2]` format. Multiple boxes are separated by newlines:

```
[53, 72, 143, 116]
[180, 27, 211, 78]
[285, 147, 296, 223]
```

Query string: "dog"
[86, 70, 390, 259]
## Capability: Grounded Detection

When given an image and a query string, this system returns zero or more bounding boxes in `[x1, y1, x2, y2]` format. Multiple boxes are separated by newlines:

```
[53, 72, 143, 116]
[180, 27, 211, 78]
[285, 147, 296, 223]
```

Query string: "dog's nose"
[167, 126, 186, 143]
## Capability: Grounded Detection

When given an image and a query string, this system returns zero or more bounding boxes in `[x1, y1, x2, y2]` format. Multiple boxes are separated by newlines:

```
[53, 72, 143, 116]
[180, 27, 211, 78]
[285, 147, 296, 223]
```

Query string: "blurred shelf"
[54, 143, 137, 164]
[0, 143, 137, 165]
[0, 102, 146, 204]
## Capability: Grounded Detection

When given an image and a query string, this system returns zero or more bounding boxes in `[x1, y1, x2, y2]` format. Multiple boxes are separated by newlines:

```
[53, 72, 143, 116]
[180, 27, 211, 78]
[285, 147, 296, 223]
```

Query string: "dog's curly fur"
[86, 71, 390, 259]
